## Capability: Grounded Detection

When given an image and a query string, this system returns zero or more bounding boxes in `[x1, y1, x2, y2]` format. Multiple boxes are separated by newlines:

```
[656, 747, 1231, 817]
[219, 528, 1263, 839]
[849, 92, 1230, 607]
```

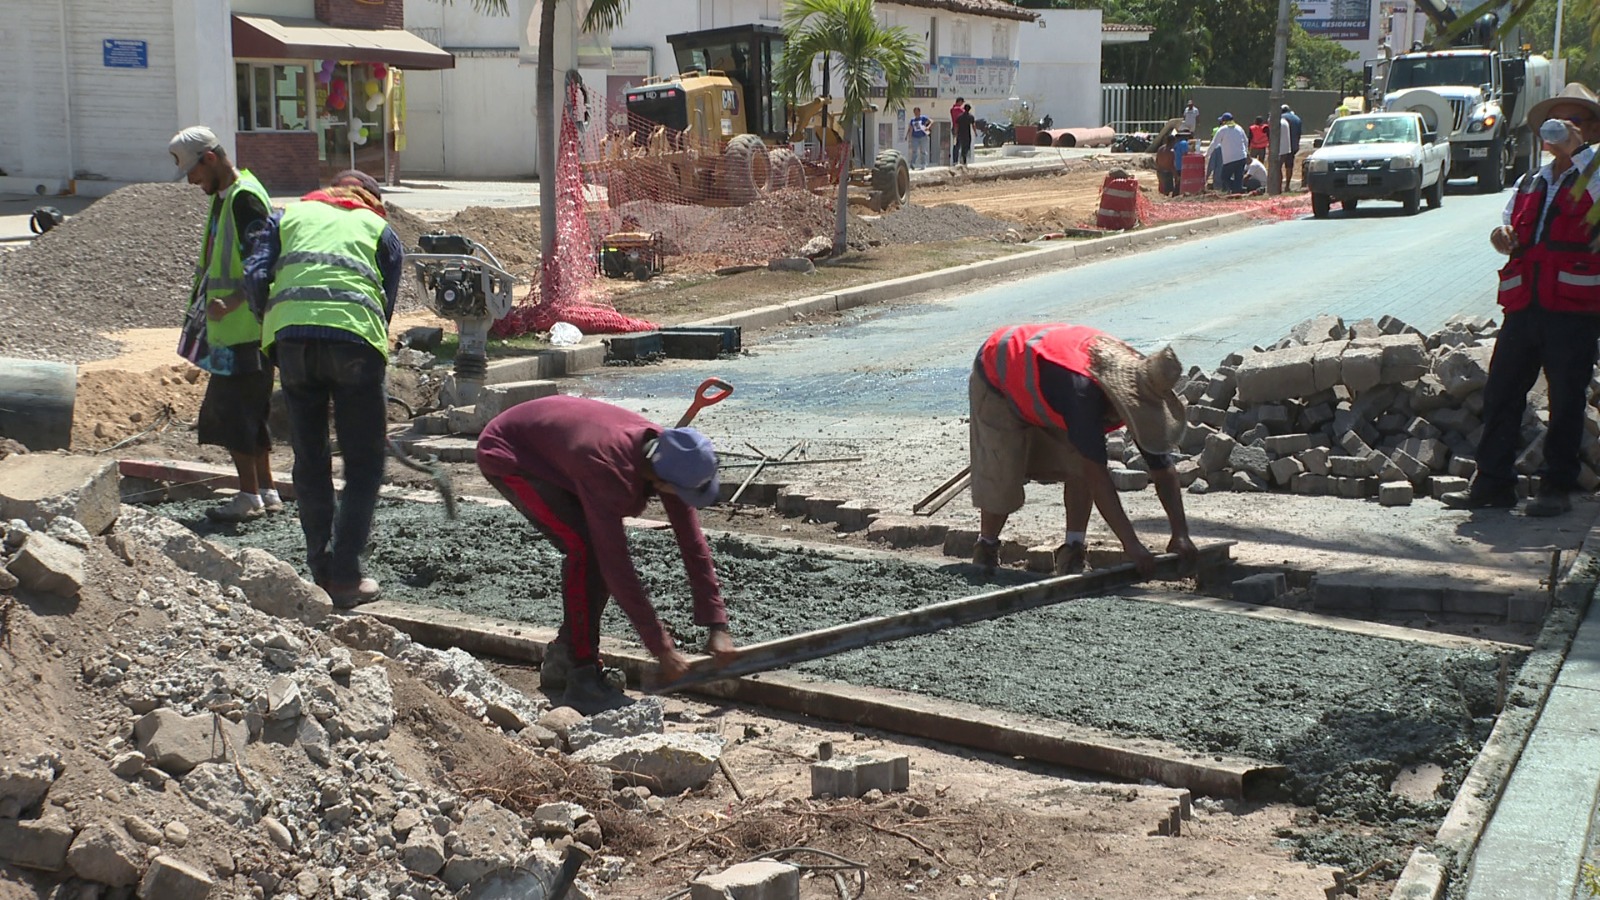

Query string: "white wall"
[1016, 9, 1102, 129]
[172, 0, 237, 154]
[403, 51, 540, 177]
[0, 0, 71, 183]
[233, 0, 315, 18]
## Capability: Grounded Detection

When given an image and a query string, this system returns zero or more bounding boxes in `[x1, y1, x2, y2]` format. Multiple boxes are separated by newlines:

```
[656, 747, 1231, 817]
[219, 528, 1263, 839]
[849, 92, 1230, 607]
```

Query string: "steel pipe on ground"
[1041, 126, 1115, 148]
[0, 357, 76, 451]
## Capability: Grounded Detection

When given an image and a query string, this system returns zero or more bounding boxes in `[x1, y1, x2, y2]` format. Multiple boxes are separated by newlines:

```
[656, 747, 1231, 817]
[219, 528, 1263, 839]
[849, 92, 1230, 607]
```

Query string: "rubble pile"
[1119, 313, 1584, 505]
[0, 487, 727, 898]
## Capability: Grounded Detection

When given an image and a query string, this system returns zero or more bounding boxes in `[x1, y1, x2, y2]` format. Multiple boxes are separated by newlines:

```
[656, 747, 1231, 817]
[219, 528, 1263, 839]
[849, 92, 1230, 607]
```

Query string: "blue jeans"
[909, 134, 929, 169]
[275, 339, 388, 585]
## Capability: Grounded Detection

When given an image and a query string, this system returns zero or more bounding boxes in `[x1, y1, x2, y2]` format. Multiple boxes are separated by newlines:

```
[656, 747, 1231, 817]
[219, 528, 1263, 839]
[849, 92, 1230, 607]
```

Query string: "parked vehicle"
[1303, 110, 1451, 217]
[978, 114, 1054, 148]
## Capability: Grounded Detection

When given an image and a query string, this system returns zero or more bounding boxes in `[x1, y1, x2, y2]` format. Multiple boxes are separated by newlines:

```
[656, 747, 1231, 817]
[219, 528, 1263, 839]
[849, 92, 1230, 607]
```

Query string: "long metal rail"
[653, 541, 1235, 693]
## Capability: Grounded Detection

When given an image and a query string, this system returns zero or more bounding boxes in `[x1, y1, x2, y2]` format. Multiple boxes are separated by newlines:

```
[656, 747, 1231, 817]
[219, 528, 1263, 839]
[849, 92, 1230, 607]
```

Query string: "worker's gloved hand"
[704, 626, 737, 667]
[1128, 544, 1157, 577]
[657, 648, 691, 683]
[1167, 534, 1199, 575]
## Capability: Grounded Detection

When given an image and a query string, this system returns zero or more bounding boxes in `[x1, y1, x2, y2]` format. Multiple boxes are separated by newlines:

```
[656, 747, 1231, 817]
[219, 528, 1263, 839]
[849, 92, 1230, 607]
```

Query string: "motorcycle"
[1110, 132, 1154, 153]
[977, 114, 1055, 148]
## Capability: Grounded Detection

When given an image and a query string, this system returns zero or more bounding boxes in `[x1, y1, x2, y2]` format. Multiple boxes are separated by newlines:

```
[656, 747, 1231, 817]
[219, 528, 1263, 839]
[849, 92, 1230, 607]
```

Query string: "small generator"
[596, 231, 665, 281]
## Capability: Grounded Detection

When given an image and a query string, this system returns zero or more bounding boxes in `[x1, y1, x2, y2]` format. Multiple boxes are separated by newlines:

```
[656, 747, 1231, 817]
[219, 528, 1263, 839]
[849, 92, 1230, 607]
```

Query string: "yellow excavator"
[590, 24, 910, 212]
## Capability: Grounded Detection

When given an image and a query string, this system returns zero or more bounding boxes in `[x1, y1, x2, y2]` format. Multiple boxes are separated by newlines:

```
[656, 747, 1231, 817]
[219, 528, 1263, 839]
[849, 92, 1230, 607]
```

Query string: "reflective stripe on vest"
[200, 170, 271, 347]
[263, 200, 389, 357]
[1558, 269, 1600, 288]
[1499, 272, 1524, 292]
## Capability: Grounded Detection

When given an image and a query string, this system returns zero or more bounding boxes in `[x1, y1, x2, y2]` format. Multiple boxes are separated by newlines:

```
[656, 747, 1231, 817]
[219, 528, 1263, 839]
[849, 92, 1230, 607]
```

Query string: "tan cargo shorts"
[968, 364, 1084, 515]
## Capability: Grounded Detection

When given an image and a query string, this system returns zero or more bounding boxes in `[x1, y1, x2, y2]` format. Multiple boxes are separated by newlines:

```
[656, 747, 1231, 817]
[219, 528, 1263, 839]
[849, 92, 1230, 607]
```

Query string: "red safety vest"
[979, 324, 1121, 432]
[1497, 160, 1600, 314]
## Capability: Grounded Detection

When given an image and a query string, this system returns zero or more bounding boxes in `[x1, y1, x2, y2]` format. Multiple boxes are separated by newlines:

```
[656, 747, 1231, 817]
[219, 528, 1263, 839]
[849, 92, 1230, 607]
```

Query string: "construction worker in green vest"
[244, 169, 404, 609]
[168, 126, 282, 524]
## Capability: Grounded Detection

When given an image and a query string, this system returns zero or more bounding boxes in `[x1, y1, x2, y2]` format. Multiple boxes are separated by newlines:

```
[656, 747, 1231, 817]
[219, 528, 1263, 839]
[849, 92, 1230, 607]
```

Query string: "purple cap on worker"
[649, 427, 721, 508]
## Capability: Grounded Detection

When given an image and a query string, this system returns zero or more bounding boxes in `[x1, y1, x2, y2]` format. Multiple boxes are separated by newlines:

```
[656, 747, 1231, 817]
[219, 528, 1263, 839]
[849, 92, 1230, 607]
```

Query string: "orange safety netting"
[1134, 186, 1313, 226]
[493, 80, 656, 338]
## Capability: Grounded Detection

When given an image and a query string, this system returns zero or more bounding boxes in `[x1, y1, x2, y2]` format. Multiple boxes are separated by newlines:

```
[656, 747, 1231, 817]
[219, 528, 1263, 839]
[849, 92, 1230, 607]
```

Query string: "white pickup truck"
[1304, 109, 1451, 218]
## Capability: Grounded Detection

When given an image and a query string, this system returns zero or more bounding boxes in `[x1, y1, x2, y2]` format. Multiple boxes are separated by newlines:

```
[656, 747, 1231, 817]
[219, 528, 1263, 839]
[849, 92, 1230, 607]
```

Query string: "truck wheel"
[1312, 193, 1331, 218]
[1479, 137, 1505, 193]
[868, 149, 911, 211]
[1403, 175, 1422, 215]
[719, 134, 771, 205]
[1425, 174, 1443, 210]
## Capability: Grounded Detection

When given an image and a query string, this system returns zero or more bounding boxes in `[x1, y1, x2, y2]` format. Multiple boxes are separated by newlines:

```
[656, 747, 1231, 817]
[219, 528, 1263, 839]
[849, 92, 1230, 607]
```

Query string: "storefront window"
[314, 60, 390, 179]
[236, 61, 309, 132]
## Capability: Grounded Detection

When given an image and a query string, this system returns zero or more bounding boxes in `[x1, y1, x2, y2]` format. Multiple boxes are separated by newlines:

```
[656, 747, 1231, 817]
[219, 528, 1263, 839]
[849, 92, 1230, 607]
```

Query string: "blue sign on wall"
[103, 39, 148, 69]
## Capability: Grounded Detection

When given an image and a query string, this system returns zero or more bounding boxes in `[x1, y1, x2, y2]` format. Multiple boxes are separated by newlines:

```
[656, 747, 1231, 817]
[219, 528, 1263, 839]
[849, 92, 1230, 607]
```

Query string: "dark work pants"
[276, 339, 388, 585]
[1222, 158, 1247, 194]
[1475, 305, 1600, 492]
[484, 471, 609, 667]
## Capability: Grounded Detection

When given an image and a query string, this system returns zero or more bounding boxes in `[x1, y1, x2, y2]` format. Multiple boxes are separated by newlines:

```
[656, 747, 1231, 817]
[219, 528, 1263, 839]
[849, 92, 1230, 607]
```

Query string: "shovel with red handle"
[676, 377, 733, 427]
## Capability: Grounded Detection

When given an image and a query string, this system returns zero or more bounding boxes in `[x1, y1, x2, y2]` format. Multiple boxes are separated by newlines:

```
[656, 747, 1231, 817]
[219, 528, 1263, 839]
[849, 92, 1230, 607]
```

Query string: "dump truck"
[1380, 0, 1551, 192]
[592, 24, 910, 212]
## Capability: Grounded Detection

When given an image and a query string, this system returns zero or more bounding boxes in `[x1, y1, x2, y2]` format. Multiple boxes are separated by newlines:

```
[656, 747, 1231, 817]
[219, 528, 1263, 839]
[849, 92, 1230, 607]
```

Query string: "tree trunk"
[537, 0, 558, 300]
[832, 137, 850, 257]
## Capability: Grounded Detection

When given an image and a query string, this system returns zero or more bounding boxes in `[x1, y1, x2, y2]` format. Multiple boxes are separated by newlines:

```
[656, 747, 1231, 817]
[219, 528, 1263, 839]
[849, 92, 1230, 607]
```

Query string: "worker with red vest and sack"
[1443, 83, 1600, 516]
[968, 324, 1198, 577]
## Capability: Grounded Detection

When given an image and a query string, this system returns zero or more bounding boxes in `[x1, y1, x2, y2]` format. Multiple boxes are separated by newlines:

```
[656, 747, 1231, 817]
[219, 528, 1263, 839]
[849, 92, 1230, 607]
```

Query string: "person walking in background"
[1211, 113, 1249, 193]
[967, 323, 1197, 578]
[950, 96, 967, 165]
[1443, 85, 1600, 516]
[955, 103, 976, 167]
[1248, 116, 1271, 161]
[906, 106, 932, 170]
[1182, 99, 1200, 135]
[244, 169, 404, 608]
[1278, 104, 1303, 190]
[476, 395, 738, 713]
[168, 126, 283, 524]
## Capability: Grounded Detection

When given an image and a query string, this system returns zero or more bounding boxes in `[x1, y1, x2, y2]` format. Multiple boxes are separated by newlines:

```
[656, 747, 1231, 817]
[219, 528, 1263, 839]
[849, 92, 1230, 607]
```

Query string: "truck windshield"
[1325, 117, 1418, 145]
[1388, 55, 1493, 90]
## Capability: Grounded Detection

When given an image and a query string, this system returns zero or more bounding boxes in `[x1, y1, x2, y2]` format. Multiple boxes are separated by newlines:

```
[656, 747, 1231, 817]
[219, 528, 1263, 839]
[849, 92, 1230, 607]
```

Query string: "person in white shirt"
[1210, 113, 1249, 192]
[1182, 100, 1199, 135]
[1242, 156, 1269, 192]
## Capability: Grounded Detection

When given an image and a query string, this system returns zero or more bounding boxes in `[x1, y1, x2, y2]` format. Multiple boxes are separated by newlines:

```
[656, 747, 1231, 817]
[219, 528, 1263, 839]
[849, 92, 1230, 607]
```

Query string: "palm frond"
[581, 0, 632, 33]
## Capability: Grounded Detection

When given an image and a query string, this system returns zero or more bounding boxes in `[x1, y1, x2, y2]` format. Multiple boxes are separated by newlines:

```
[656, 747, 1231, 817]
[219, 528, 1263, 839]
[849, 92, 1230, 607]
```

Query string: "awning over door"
[232, 15, 455, 70]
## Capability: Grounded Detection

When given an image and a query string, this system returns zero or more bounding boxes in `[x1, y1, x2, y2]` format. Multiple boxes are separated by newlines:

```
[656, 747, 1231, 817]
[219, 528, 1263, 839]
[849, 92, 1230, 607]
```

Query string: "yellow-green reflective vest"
[195, 170, 272, 348]
[262, 201, 390, 359]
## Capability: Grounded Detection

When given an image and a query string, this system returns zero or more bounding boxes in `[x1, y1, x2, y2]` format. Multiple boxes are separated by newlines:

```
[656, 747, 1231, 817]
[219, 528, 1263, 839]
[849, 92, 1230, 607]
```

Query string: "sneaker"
[561, 665, 632, 716]
[1524, 489, 1573, 517]
[1440, 482, 1518, 510]
[326, 577, 382, 609]
[1054, 541, 1087, 577]
[972, 538, 1000, 574]
[540, 641, 575, 690]
[260, 490, 285, 514]
[206, 493, 265, 523]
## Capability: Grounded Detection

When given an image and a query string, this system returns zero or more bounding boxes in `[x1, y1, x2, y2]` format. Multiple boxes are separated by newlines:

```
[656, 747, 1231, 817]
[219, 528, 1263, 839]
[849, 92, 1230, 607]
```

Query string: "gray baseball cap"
[168, 126, 220, 180]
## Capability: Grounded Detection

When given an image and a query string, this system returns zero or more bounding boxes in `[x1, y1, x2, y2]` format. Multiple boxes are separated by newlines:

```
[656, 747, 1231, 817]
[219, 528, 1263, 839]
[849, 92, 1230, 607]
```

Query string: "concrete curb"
[1388, 520, 1600, 897]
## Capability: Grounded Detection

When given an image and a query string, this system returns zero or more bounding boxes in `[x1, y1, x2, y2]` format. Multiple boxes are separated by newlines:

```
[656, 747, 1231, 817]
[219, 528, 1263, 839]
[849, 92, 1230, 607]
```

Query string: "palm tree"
[775, 0, 921, 256]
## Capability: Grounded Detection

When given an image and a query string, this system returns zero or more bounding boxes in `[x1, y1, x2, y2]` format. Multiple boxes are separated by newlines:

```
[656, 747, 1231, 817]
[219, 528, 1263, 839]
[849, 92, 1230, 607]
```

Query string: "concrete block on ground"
[572, 734, 723, 794]
[1377, 481, 1414, 506]
[1180, 423, 1215, 455]
[1356, 333, 1429, 383]
[1579, 465, 1600, 493]
[1507, 593, 1551, 624]
[1290, 314, 1347, 344]
[1268, 456, 1304, 487]
[1372, 580, 1443, 613]
[865, 517, 948, 549]
[1313, 575, 1376, 613]
[1338, 431, 1372, 456]
[0, 818, 75, 871]
[1448, 456, 1477, 479]
[1025, 545, 1057, 573]
[1442, 587, 1507, 618]
[7, 532, 85, 597]
[1173, 459, 1202, 487]
[139, 854, 214, 900]
[1110, 468, 1149, 491]
[1311, 343, 1346, 392]
[1328, 456, 1370, 478]
[691, 861, 801, 900]
[0, 455, 120, 534]
[943, 528, 979, 559]
[133, 710, 249, 777]
[1263, 433, 1312, 456]
[774, 486, 809, 517]
[394, 436, 476, 463]
[1198, 432, 1237, 472]
[1300, 402, 1335, 429]
[811, 754, 910, 799]
[1235, 345, 1318, 404]
[1291, 472, 1329, 495]
[1232, 573, 1287, 604]
[1232, 471, 1267, 492]
[1435, 344, 1493, 399]
[1256, 404, 1291, 431]
[1391, 449, 1428, 484]
[1339, 345, 1384, 393]
[1297, 447, 1330, 475]
[1187, 405, 1227, 428]
[801, 496, 846, 522]
[1415, 438, 1450, 471]
[1429, 475, 1469, 499]
[831, 500, 879, 531]
[1229, 444, 1271, 479]
[1405, 417, 1441, 440]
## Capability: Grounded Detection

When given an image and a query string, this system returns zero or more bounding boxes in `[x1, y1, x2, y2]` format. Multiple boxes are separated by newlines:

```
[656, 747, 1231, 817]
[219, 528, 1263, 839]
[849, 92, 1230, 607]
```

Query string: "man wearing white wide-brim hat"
[1443, 83, 1600, 516]
[968, 323, 1199, 578]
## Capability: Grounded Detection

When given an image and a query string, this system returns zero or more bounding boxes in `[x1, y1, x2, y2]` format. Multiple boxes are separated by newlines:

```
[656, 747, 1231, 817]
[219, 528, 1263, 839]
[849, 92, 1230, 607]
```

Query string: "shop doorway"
[316, 60, 390, 182]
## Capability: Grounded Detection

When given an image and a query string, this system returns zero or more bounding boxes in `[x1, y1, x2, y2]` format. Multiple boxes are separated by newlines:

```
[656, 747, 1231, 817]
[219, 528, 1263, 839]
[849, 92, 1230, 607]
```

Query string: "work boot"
[327, 577, 382, 610]
[1440, 480, 1518, 510]
[972, 538, 1000, 574]
[1524, 487, 1573, 517]
[1054, 541, 1087, 577]
[260, 489, 286, 514]
[206, 493, 265, 523]
[539, 640, 575, 690]
[561, 665, 633, 717]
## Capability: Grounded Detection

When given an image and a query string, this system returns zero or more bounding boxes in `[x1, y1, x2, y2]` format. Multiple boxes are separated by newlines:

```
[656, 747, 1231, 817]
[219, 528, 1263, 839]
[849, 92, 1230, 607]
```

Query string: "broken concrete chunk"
[567, 698, 665, 752]
[133, 710, 249, 777]
[235, 548, 332, 625]
[0, 749, 63, 818]
[66, 823, 143, 887]
[139, 855, 215, 900]
[691, 861, 802, 900]
[0, 454, 120, 535]
[0, 818, 75, 871]
[7, 532, 85, 597]
[573, 733, 723, 795]
[811, 753, 911, 799]
[181, 762, 266, 826]
[330, 665, 394, 742]
[45, 516, 92, 548]
[399, 829, 446, 876]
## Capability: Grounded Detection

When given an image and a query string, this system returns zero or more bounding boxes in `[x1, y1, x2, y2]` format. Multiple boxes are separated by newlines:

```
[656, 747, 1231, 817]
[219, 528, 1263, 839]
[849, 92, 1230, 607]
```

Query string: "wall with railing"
[1102, 85, 1344, 138]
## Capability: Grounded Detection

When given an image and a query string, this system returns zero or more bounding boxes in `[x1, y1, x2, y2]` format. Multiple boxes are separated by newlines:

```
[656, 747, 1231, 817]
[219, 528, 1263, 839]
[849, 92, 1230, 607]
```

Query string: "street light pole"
[1268, 0, 1292, 193]
[1553, 0, 1566, 75]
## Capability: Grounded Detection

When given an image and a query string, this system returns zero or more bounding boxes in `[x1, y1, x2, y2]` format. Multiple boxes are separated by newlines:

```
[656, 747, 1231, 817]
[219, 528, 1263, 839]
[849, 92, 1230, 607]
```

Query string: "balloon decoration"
[365, 80, 380, 96]
[372, 63, 388, 80]
[354, 127, 369, 145]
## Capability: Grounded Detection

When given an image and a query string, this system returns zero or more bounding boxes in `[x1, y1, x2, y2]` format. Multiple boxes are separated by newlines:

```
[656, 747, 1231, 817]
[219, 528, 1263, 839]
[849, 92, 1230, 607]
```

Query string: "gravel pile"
[857, 202, 1014, 245]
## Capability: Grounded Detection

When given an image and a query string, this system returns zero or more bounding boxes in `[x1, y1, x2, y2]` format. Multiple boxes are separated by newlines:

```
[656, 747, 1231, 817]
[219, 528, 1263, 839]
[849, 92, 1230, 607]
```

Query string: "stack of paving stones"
[1159, 312, 1600, 505]
[0, 454, 726, 898]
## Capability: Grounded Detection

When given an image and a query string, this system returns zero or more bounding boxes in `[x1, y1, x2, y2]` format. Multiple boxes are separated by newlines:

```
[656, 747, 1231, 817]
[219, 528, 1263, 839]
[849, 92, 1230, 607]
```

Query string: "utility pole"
[1553, 0, 1566, 79]
[1268, 0, 1292, 193]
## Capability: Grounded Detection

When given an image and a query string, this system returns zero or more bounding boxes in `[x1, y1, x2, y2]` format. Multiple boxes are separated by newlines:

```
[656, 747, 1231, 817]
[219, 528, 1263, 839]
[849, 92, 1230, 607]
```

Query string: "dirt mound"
[438, 207, 542, 277]
[861, 202, 1014, 244]
[602, 190, 833, 266]
[0, 183, 206, 362]
[72, 364, 208, 451]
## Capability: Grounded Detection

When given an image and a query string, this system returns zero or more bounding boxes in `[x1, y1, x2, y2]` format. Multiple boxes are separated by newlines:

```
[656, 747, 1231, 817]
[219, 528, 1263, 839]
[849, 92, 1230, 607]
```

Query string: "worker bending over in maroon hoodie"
[476, 395, 736, 714]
